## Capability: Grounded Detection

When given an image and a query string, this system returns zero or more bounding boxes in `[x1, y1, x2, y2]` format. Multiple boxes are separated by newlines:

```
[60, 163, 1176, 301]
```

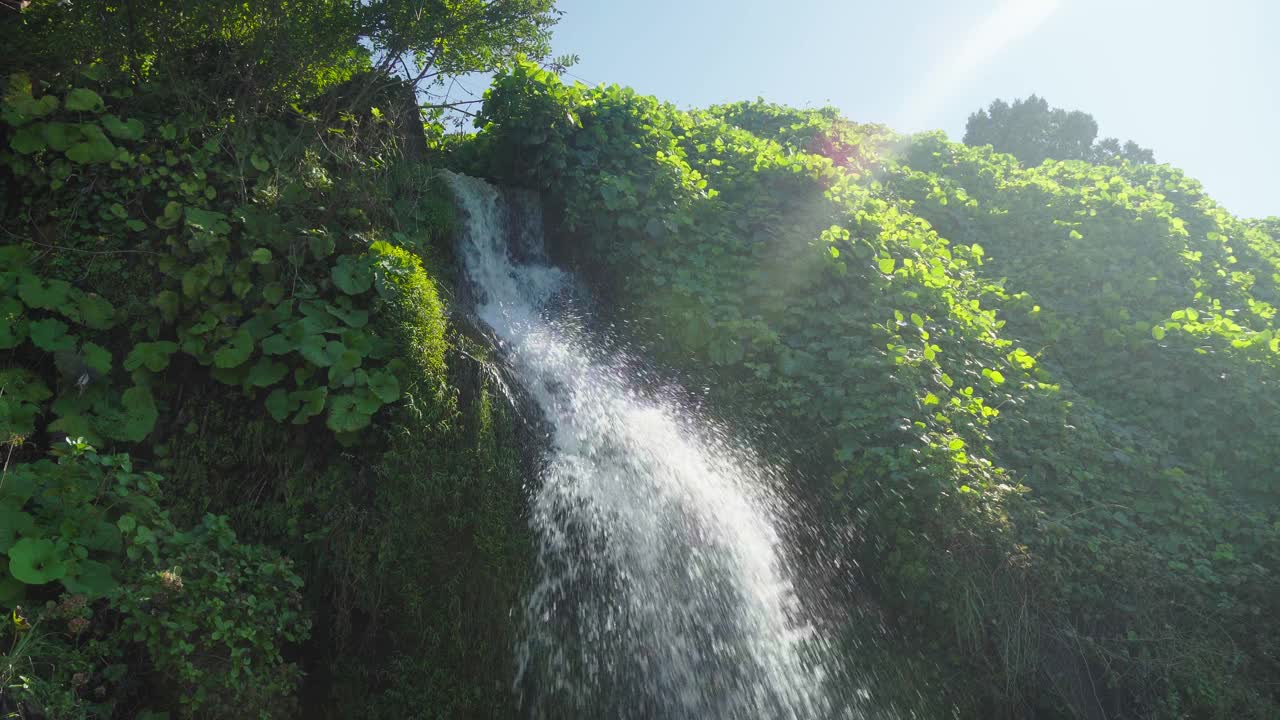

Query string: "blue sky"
[537, 0, 1277, 219]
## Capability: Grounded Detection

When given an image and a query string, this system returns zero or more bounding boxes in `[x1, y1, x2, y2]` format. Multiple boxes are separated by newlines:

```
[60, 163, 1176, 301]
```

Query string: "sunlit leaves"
[156, 201, 183, 229]
[184, 206, 230, 236]
[467, 67, 1280, 719]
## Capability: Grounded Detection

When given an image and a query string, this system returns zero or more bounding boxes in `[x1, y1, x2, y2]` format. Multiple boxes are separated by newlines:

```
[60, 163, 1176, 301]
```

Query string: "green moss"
[338, 367, 530, 719]
[368, 239, 448, 387]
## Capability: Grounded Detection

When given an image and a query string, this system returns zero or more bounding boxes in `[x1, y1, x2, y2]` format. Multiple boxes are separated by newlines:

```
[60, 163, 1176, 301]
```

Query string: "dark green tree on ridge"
[964, 94, 1155, 166]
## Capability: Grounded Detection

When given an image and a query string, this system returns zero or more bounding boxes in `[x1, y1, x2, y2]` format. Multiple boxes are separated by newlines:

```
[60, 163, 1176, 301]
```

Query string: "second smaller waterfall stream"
[447, 172, 846, 719]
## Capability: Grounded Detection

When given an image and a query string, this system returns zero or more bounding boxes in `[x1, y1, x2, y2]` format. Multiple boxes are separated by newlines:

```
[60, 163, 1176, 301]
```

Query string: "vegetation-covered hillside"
[0, 1, 555, 717]
[463, 63, 1280, 718]
[1, 2, 1277, 718]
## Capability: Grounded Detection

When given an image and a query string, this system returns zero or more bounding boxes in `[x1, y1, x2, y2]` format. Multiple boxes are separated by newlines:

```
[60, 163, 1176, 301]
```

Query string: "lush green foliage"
[462, 63, 1279, 718]
[8, 0, 559, 118]
[0, 2, 557, 715]
[0, 440, 171, 607]
[115, 513, 308, 718]
[0, 440, 307, 719]
[887, 139, 1280, 716]
[965, 95, 1155, 166]
[7, 0, 1274, 715]
[9, 0, 366, 112]
[2, 71, 423, 447]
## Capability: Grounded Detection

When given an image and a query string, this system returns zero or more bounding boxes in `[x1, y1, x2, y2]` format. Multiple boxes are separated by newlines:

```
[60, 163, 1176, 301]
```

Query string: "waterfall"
[446, 172, 845, 719]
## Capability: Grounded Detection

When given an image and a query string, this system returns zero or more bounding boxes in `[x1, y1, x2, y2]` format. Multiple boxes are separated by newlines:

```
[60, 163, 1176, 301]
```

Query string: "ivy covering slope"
[461, 63, 1280, 719]
[0, 1, 558, 718]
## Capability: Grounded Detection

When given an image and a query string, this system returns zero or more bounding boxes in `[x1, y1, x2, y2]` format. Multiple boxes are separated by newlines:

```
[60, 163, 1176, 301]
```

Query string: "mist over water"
[447, 172, 848, 719]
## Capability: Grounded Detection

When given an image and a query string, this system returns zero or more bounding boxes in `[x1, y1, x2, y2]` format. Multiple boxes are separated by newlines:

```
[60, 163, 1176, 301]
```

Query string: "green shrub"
[116, 514, 308, 719]
[0, 440, 308, 718]
[0, 439, 162, 608]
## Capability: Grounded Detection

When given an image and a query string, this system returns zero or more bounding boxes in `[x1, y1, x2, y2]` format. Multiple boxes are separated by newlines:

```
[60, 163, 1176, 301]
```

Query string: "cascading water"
[447, 172, 847, 719]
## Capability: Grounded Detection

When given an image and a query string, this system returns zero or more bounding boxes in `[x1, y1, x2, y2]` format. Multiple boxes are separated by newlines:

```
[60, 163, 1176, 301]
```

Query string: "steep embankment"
[0, 68, 532, 718]
[460, 62, 1280, 718]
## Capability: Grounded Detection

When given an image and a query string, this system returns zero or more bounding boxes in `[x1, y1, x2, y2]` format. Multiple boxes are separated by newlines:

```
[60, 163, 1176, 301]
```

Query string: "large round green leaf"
[17, 275, 70, 310]
[8, 538, 67, 585]
[65, 124, 116, 164]
[61, 559, 116, 599]
[324, 302, 368, 329]
[327, 348, 362, 385]
[213, 328, 254, 369]
[101, 114, 144, 140]
[0, 507, 35, 552]
[81, 341, 112, 375]
[80, 519, 122, 554]
[0, 466, 37, 505]
[366, 370, 400, 404]
[41, 121, 77, 152]
[331, 255, 372, 295]
[290, 387, 327, 424]
[246, 358, 288, 388]
[326, 393, 372, 433]
[28, 318, 76, 352]
[77, 293, 116, 329]
[124, 341, 179, 372]
[0, 395, 39, 440]
[264, 388, 296, 422]
[63, 88, 104, 112]
[9, 125, 45, 154]
[102, 386, 158, 442]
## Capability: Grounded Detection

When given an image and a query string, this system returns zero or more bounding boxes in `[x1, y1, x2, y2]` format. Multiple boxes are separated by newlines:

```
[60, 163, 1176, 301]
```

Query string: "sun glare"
[900, 0, 1063, 131]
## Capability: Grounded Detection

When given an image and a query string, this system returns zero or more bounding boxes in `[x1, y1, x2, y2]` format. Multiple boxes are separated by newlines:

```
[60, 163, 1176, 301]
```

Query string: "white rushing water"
[446, 172, 840, 719]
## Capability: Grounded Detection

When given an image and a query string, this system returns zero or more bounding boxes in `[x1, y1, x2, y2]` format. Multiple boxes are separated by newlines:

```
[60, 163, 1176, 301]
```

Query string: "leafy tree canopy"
[3, 0, 560, 116]
[964, 94, 1155, 166]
